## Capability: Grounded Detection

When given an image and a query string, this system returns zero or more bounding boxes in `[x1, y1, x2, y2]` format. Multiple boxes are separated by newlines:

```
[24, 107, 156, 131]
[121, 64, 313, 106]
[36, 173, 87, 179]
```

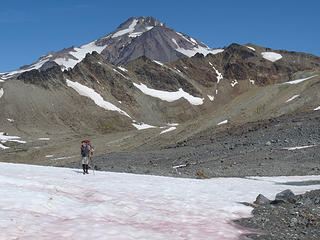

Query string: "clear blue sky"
[0, 0, 319, 72]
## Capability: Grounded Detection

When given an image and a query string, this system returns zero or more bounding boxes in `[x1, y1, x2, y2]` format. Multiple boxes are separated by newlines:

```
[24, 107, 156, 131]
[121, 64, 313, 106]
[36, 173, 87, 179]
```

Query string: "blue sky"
[0, 0, 319, 72]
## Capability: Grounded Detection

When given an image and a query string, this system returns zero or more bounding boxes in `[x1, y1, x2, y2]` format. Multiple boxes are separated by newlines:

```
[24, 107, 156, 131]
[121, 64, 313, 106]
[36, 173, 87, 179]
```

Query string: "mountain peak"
[117, 16, 165, 30]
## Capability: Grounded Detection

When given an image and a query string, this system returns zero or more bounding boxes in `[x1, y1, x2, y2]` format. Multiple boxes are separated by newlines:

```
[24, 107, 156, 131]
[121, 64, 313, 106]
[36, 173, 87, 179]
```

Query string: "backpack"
[82, 140, 95, 156]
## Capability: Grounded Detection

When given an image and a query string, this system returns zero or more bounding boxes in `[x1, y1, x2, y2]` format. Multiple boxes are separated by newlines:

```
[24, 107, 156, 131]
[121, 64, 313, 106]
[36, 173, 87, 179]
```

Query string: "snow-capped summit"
[96, 16, 224, 65]
[0, 16, 223, 80]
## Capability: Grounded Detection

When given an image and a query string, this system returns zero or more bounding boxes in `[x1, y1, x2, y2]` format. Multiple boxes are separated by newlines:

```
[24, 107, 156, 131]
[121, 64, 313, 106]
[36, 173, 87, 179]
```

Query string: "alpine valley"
[0, 16, 319, 178]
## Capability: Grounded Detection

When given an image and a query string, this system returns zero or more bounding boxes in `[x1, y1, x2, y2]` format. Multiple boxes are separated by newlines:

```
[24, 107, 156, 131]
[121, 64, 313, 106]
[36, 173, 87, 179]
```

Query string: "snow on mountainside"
[1, 162, 320, 240]
[0, 16, 222, 80]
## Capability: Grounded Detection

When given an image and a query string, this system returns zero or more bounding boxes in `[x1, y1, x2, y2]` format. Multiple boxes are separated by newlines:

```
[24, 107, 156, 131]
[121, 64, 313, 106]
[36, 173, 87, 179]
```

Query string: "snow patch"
[261, 52, 282, 62]
[133, 82, 204, 105]
[246, 46, 255, 51]
[160, 127, 176, 134]
[54, 41, 105, 71]
[282, 75, 318, 85]
[314, 106, 320, 111]
[45, 155, 54, 158]
[167, 123, 179, 127]
[117, 66, 128, 72]
[208, 95, 215, 101]
[153, 60, 164, 66]
[175, 45, 223, 58]
[0, 132, 26, 149]
[210, 49, 224, 55]
[38, 138, 50, 141]
[231, 79, 238, 87]
[0, 55, 52, 80]
[283, 145, 315, 151]
[286, 95, 299, 103]
[112, 19, 138, 38]
[217, 120, 228, 125]
[113, 69, 128, 79]
[7, 119, 14, 123]
[249, 79, 255, 84]
[171, 38, 179, 48]
[132, 123, 157, 130]
[0, 88, 3, 98]
[209, 62, 223, 83]
[66, 79, 131, 118]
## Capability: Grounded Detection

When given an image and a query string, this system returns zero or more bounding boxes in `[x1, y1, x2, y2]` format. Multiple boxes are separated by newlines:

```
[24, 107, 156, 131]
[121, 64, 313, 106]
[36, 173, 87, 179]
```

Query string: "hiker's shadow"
[73, 170, 84, 174]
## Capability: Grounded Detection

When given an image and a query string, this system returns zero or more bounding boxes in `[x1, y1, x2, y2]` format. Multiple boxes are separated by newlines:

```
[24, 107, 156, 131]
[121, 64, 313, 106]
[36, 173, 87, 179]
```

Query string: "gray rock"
[275, 189, 295, 203]
[265, 141, 272, 146]
[254, 194, 271, 205]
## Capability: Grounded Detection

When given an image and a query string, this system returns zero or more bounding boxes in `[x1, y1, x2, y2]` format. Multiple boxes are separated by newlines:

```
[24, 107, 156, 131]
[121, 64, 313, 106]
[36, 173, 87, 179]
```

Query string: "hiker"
[81, 140, 91, 174]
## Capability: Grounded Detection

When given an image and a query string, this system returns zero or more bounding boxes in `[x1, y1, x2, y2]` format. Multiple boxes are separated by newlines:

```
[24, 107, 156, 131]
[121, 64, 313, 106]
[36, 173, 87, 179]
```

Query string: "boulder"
[254, 194, 271, 205]
[274, 189, 295, 203]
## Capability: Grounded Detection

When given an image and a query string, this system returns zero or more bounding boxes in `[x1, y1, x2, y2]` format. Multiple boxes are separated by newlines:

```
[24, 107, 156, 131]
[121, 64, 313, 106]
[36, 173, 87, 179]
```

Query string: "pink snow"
[1, 163, 320, 240]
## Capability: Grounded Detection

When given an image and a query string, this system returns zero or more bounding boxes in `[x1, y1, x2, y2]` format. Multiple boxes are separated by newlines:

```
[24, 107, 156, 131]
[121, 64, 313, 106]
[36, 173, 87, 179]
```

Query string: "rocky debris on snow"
[236, 189, 320, 240]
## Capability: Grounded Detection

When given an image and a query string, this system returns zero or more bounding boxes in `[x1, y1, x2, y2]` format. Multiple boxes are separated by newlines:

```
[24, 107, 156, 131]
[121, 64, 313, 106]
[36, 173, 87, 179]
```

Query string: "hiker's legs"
[85, 164, 89, 174]
[82, 164, 86, 174]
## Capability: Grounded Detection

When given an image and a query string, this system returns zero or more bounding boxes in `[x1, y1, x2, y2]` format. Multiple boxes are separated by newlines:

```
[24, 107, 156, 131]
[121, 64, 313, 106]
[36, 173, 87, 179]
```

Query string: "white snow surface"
[246, 46, 255, 51]
[207, 95, 215, 101]
[0, 132, 26, 149]
[133, 82, 204, 105]
[1, 163, 320, 240]
[112, 19, 139, 38]
[261, 52, 282, 62]
[175, 45, 223, 58]
[38, 138, 50, 141]
[282, 75, 318, 85]
[153, 60, 164, 66]
[286, 95, 299, 103]
[160, 126, 176, 134]
[209, 62, 223, 83]
[231, 79, 238, 87]
[66, 79, 131, 118]
[283, 145, 315, 150]
[314, 106, 320, 111]
[0, 88, 3, 98]
[249, 79, 255, 84]
[113, 68, 128, 79]
[132, 123, 157, 130]
[54, 41, 105, 71]
[117, 66, 128, 72]
[7, 118, 14, 123]
[217, 120, 228, 125]
[0, 55, 52, 80]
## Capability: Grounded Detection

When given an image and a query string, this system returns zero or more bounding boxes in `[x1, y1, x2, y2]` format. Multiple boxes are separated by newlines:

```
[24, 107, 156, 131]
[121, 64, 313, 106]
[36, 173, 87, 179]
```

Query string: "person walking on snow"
[81, 140, 91, 174]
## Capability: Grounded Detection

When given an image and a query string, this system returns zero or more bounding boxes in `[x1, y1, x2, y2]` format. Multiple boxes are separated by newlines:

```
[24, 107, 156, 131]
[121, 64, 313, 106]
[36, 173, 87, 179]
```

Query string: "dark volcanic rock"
[274, 189, 295, 203]
[236, 189, 320, 240]
[17, 65, 64, 88]
[254, 194, 271, 205]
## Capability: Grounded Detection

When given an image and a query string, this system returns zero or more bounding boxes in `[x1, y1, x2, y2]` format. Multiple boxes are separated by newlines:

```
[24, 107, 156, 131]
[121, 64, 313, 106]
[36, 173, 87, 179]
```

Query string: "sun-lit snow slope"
[66, 79, 131, 118]
[1, 163, 320, 240]
[133, 82, 204, 105]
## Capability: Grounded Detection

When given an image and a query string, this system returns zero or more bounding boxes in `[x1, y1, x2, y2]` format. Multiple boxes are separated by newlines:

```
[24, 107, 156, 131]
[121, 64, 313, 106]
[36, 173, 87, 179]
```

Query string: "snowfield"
[261, 52, 282, 62]
[54, 41, 106, 71]
[281, 75, 318, 85]
[1, 163, 320, 240]
[133, 82, 204, 105]
[66, 79, 131, 118]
